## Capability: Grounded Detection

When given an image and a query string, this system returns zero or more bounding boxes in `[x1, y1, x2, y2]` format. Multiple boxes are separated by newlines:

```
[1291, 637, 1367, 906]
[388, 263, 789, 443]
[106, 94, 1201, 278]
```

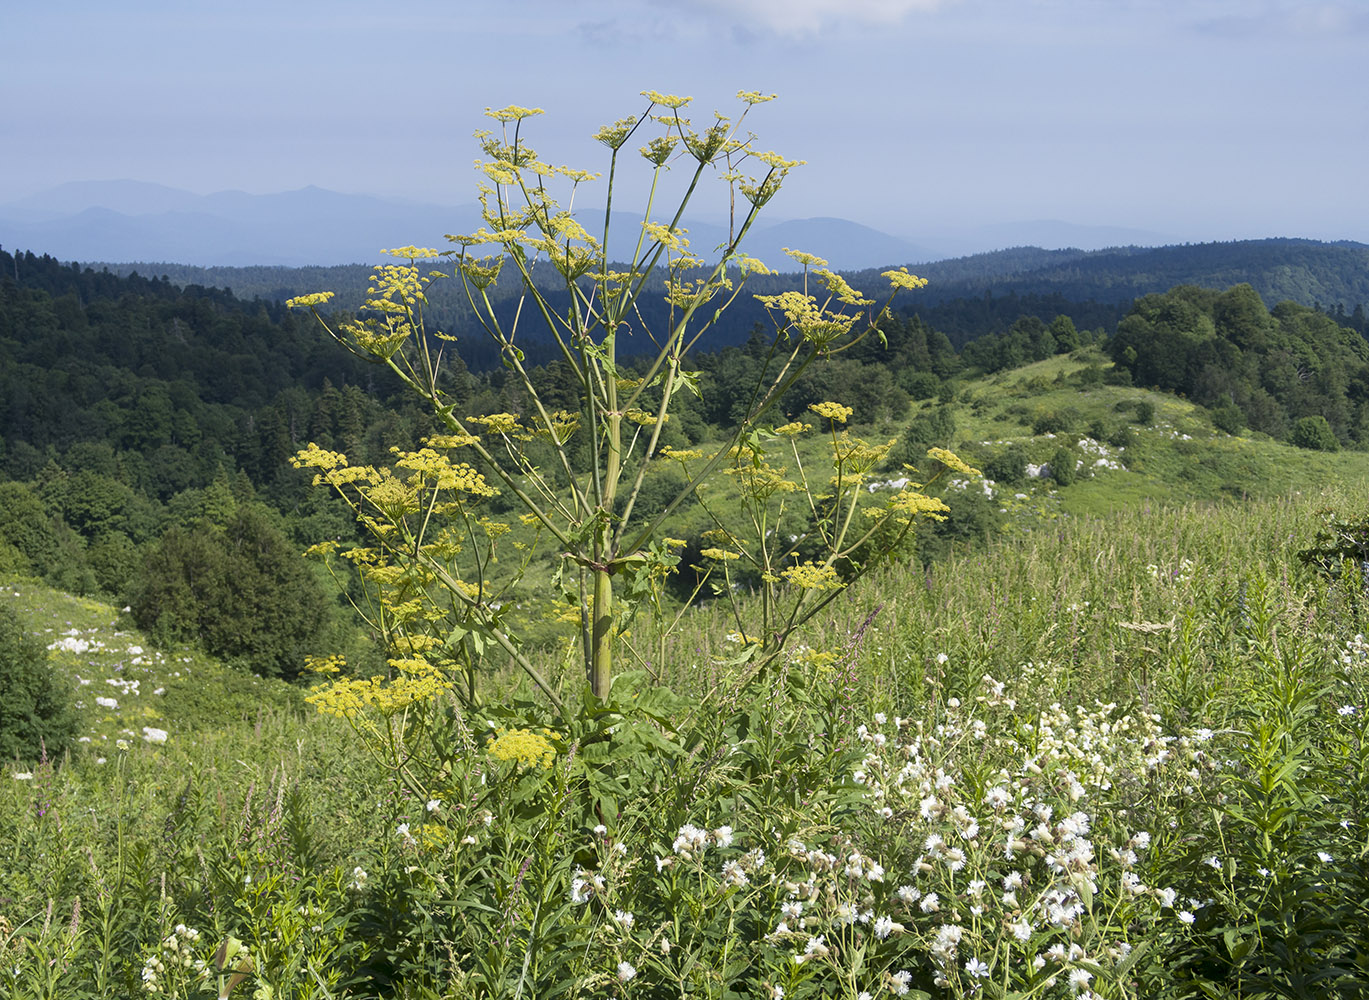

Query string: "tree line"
[4, 247, 1368, 688]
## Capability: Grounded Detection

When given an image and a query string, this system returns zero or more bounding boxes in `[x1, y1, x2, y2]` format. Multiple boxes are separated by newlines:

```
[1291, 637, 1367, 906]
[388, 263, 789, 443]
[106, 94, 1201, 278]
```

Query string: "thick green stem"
[590, 559, 613, 698]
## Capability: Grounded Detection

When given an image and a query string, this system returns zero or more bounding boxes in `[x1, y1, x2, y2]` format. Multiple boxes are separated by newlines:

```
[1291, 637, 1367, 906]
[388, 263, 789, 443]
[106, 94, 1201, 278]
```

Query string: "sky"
[2, 0, 1367, 247]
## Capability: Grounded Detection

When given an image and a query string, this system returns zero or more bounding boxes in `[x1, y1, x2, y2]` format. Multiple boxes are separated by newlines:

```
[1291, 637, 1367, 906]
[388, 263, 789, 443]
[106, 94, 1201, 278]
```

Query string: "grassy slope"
[947, 350, 1369, 511]
[6, 347, 1366, 745]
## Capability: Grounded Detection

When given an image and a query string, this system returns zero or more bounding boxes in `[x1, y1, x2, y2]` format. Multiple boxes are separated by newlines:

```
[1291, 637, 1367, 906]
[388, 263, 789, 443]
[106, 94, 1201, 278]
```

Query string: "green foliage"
[0, 603, 77, 761]
[1049, 444, 1078, 485]
[1109, 283, 1369, 445]
[1209, 399, 1245, 435]
[127, 505, 331, 679]
[1297, 505, 1369, 592]
[1290, 414, 1340, 452]
[1031, 405, 1080, 435]
[0, 481, 97, 595]
[901, 369, 941, 400]
[6, 487, 1369, 998]
[982, 443, 1028, 486]
[887, 405, 956, 468]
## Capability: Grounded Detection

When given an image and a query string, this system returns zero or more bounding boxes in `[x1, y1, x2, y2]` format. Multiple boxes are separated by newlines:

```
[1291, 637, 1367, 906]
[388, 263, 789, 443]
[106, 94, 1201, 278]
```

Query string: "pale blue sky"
[3, 0, 1366, 245]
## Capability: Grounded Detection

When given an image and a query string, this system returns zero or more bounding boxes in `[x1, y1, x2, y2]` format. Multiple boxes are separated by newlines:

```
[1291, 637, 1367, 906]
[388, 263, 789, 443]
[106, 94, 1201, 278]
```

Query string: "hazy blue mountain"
[1, 182, 934, 270]
[0, 184, 486, 267]
[3, 180, 204, 220]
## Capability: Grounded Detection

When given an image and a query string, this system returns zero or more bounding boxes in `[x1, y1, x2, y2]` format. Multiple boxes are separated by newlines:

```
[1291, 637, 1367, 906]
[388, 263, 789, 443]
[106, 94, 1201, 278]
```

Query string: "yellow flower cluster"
[641, 90, 692, 109]
[810, 401, 853, 423]
[293, 443, 348, 470]
[754, 290, 859, 348]
[479, 517, 510, 539]
[304, 654, 345, 675]
[594, 116, 638, 149]
[883, 490, 951, 524]
[926, 447, 982, 477]
[424, 432, 480, 450]
[392, 447, 498, 497]
[305, 657, 451, 720]
[343, 318, 412, 359]
[816, 269, 872, 307]
[831, 435, 895, 479]
[663, 277, 726, 309]
[642, 220, 689, 253]
[781, 560, 842, 591]
[365, 472, 421, 517]
[700, 548, 741, 561]
[545, 604, 583, 625]
[789, 645, 838, 676]
[487, 727, 558, 769]
[883, 267, 930, 291]
[783, 248, 829, 269]
[485, 104, 545, 123]
[292, 444, 374, 488]
[284, 291, 335, 309]
[774, 421, 811, 437]
[458, 255, 504, 290]
[382, 246, 440, 260]
[724, 462, 800, 501]
[467, 413, 523, 435]
[366, 264, 427, 309]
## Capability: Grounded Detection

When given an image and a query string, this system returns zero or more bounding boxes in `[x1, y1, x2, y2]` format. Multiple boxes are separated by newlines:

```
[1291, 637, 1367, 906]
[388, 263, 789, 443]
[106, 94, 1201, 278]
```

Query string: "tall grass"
[2, 487, 1367, 997]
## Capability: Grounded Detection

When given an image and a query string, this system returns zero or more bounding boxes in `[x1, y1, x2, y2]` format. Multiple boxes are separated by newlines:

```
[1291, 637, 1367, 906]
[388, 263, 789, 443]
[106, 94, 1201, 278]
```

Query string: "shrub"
[1049, 444, 1078, 485]
[1106, 423, 1137, 450]
[1210, 400, 1245, 435]
[1298, 505, 1369, 582]
[0, 603, 78, 761]
[1290, 414, 1339, 452]
[1132, 399, 1156, 425]
[982, 443, 1028, 486]
[127, 505, 331, 680]
[886, 405, 956, 468]
[1031, 406, 1080, 436]
[900, 369, 940, 400]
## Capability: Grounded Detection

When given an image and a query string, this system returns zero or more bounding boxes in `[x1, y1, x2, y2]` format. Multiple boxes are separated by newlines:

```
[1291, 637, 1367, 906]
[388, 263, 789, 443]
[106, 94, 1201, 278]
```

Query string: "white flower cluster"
[140, 923, 208, 994]
[845, 668, 1205, 994]
[1147, 558, 1196, 585]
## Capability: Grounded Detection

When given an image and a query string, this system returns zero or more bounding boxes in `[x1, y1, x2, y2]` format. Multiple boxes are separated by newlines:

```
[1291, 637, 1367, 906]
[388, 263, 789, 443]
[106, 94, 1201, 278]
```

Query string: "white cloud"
[689, 0, 956, 36]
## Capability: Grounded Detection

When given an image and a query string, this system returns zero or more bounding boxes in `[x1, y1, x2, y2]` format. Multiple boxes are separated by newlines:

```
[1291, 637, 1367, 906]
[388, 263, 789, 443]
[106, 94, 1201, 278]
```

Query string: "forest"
[4, 243, 1369, 685]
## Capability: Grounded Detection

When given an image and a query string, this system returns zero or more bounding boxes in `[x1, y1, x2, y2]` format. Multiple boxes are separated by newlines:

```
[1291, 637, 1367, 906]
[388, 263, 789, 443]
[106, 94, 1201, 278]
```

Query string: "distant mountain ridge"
[77, 236, 1369, 319]
[0, 181, 936, 271]
[849, 238, 1369, 312]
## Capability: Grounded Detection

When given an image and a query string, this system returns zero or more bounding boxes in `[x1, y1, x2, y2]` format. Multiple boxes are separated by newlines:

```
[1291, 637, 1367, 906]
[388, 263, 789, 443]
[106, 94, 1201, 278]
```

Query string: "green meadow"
[5, 364, 1368, 997]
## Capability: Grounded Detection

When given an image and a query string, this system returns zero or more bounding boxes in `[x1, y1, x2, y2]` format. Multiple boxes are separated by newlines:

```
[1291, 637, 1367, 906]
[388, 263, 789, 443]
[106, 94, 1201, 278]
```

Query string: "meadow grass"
[3, 482, 1366, 998]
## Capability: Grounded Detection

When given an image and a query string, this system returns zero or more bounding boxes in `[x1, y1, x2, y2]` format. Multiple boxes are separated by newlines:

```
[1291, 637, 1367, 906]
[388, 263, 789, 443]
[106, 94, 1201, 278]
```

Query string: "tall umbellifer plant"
[290, 91, 970, 726]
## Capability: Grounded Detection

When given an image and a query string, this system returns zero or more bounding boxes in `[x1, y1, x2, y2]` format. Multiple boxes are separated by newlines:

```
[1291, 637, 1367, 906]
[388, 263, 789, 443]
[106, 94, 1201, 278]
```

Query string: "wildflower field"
[3, 488, 1367, 999]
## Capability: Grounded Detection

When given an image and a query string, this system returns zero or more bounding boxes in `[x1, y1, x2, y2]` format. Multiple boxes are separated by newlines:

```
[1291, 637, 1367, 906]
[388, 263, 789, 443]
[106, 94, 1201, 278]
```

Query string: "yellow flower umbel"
[487, 727, 558, 770]
[809, 401, 853, 424]
[781, 560, 842, 591]
[926, 447, 983, 478]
